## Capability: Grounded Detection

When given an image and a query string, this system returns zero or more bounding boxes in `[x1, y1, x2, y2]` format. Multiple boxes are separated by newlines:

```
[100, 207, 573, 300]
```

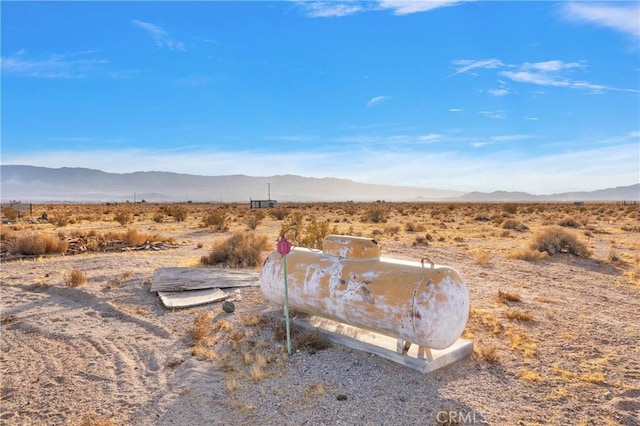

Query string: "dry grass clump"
[474, 344, 500, 363]
[497, 290, 522, 304]
[201, 232, 269, 268]
[504, 309, 534, 322]
[113, 210, 132, 225]
[501, 219, 529, 232]
[64, 268, 87, 287]
[191, 311, 215, 346]
[519, 369, 544, 382]
[69, 413, 117, 426]
[473, 248, 492, 265]
[362, 205, 387, 223]
[12, 233, 69, 255]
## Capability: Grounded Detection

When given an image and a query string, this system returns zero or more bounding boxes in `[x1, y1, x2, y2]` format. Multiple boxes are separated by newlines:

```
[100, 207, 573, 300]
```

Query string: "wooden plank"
[150, 267, 259, 292]
[292, 315, 473, 374]
[157, 288, 229, 309]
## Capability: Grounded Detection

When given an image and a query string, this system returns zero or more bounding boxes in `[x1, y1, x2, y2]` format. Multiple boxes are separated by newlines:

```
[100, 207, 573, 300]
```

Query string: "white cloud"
[451, 58, 504, 76]
[302, 2, 364, 17]
[454, 58, 638, 93]
[524, 116, 539, 121]
[377, 0, 464, 15]
[417, 134, 443, 142]
[490, 134, 533, 142]
[299, 0, 467, 17]
[132, 20, 186, 51]
[1, 50, 109, 79]
[470, 141, 491, 148]
[448, 108, 463, 112]
[264, 135, 316, 142]
[560, 2, 640, 40]
[366, 95, 391, 107]
[487, 88, 510, 97]
[479, 110, 507, 119]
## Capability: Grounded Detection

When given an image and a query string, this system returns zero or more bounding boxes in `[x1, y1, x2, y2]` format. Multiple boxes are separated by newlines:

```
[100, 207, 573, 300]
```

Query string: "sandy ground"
[1, 226, 639, 425]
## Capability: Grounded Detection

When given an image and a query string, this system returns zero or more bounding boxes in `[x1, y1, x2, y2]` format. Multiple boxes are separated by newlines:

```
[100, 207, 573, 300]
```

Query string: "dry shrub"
[501, 219, 529, 232]
[473, 248, 492, 265]
[362, 205, 387, 223]
[497, 290, 521, 304]
[2, 207, 19, 221]
[529, 226, 590, 257]
[70, 413, 117, 426]
[12, 233, 69, 255]
[191, 311, 214, 346]
[202, 210, 229, 230]
[299, 221, 335, 249]
[65, 269, 87, 287]
[201, 232, 269, 268]
[383, 225, 401, 235]
[245, 213, 262, 230]
[519, 369, 544, 382]
[558, 217, 581, 228]
[270, 207, 289, 220]
[404, 222, 426, 232]
[507, 246, 548, 261]
[475, 344, 500, 363]
[123, 228, 148, 246]
[113, 211, 132, 225]
[505, 309, 533, 322]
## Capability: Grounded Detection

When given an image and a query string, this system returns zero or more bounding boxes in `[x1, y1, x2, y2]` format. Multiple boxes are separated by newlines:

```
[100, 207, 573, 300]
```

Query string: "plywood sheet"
[150, 267, 259, 292]
[158, 288, 229, 308]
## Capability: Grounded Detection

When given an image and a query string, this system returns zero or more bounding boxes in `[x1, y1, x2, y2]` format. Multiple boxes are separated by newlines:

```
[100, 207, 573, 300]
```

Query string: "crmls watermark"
[436, 410, 489, 424]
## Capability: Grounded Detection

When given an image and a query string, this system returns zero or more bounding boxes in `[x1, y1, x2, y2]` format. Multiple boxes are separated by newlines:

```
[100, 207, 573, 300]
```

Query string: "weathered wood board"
[292, 315, 473, 374]
[157, 288, 229, 309]
[150, 267, 259, 292]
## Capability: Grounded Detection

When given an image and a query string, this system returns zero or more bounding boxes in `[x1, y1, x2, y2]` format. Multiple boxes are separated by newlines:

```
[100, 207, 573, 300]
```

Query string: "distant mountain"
[0, 165, 463, 202]
[1, 165, 637, 203]
[458, 184, 640, 202]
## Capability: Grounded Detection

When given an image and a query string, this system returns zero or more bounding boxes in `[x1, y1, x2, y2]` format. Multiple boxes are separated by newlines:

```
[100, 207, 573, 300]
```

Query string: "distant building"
[250, 199, 277, 209]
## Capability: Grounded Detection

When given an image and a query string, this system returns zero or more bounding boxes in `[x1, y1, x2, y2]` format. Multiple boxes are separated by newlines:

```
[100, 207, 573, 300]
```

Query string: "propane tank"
[260, 235, 469, 350]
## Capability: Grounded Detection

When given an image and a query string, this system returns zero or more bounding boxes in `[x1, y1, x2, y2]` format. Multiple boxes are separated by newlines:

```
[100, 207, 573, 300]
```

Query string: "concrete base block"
[293, 315, 473, 374]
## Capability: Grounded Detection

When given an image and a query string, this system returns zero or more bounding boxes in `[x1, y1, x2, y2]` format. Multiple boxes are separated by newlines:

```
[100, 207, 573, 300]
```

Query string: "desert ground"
[1, 201, 639, 425]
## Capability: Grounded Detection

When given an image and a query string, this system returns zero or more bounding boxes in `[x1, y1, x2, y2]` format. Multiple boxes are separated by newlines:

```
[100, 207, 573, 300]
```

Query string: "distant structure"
[250, 183, 277, 209]
[250, 199, 277, 209]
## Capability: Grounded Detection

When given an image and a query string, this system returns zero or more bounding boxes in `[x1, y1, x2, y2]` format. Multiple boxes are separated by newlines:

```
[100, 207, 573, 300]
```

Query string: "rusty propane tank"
[260, 235, 469, 350]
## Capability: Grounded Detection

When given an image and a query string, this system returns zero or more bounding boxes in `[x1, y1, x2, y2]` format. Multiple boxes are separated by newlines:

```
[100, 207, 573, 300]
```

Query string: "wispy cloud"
[366, 95, 391, 107]
[417, 134, 443, 142]
[1, 50, 109, 79]
[454, 58, 638, 94]
[264, 135, 316, 142]
[487, 88, 509, 97]
[560, 2, 640, 40]
[377, 0, 465, 15]
[448, 108, 464, 112]
[451, 59, 504, 76]
[299, 0, 468, 17]
[479, 110, 507, 120]
[490, 134, 533, 142]
[302, 2, 364, 17]
[132, 20, 186, 51]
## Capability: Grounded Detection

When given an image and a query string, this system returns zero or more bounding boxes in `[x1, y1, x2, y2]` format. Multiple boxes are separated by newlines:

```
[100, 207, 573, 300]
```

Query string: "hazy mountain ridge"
[1, 165, 638, 203]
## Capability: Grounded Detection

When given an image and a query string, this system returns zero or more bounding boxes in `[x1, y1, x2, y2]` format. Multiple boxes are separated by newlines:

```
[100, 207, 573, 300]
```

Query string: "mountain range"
[1, 165, 638, 203]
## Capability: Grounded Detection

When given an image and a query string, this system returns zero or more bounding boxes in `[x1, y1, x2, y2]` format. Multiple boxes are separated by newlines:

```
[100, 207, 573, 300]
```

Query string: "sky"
[1, 1, 639, 195]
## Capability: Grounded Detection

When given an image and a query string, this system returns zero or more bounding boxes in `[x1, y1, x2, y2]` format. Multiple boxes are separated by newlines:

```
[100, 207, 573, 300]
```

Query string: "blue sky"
[2, 1, 639, 194]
